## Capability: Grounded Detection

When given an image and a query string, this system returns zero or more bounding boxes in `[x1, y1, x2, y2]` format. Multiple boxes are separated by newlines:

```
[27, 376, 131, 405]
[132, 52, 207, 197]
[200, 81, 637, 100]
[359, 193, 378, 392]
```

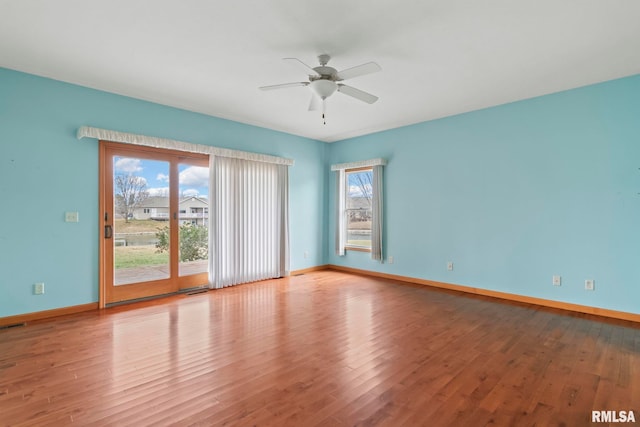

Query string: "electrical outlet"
[303, 251, 309, 259]
[585, 279, 595, 291]
[553, 275, 561, 286]
[388, 256, 394, 264]
[447, 261, 453, 271]
[34, 282, 45, 295]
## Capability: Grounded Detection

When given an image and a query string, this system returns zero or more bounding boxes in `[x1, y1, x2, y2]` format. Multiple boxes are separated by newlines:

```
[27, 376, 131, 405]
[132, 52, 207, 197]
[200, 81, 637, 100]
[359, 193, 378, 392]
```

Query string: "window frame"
[344, 166, 373, 252]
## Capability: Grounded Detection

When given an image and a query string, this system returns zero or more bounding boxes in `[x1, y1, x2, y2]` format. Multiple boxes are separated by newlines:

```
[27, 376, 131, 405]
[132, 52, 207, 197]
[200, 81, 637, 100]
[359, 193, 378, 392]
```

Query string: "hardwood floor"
[1, 270, 638, 426]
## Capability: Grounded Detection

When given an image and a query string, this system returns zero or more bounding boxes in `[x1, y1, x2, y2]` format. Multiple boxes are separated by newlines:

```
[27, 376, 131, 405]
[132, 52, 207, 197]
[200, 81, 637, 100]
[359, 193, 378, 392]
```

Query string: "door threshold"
[106, 292, 177, 308]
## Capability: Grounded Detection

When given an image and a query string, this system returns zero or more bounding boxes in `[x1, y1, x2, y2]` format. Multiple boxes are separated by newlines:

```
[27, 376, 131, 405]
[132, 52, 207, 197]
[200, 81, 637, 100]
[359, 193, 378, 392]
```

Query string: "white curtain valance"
[330, 158, 387, 171]
[77, 126, 294, 166]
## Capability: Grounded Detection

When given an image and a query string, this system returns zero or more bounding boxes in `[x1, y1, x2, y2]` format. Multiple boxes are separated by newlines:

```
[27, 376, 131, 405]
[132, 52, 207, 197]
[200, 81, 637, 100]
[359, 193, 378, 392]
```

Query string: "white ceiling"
[2, 1, 639, 143]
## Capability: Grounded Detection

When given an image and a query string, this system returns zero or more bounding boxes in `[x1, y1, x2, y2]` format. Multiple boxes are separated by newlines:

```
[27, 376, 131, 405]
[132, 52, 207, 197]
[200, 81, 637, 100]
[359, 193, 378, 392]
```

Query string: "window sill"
[345, 246, 371, 253]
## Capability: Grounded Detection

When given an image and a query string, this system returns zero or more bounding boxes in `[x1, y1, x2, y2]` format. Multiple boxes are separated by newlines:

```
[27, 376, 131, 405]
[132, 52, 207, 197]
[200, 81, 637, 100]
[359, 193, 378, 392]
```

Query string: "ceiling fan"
[259, 54, 381, 124]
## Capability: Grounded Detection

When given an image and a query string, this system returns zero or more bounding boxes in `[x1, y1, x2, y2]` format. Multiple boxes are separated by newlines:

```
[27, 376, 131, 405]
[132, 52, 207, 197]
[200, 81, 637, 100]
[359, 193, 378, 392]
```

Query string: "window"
[332, 158, 386, 261]
[345, 167, 373, 250]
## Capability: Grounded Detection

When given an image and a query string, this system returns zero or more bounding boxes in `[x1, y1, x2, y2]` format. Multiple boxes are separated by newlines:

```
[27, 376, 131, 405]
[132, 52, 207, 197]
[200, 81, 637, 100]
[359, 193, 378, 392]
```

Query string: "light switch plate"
[65, 211, 79, 222]
[34, 283, 45, 295]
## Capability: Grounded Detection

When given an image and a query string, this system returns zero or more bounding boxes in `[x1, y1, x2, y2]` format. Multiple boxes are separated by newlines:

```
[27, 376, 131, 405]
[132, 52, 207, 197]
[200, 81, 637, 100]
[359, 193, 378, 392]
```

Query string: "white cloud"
[157, 173, 169, 182]
[180, 166, 209, 187]
[114, 158, 142, 173]
[349, 184, 372, 198]
[148, 187, 169, 197]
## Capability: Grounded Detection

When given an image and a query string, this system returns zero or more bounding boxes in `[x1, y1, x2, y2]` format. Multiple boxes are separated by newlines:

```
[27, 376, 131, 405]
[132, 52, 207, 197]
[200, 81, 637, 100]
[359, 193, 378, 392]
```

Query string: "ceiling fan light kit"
[309, 79, 337, 100]
[260, 54, 381, 124]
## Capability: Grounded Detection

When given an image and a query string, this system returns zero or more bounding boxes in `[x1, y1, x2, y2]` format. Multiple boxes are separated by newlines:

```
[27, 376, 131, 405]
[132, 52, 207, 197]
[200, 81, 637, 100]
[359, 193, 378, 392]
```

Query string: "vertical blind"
[209, 156, 290, 288]
[335, 169, 346, 256]
[371, 165, 383, 261]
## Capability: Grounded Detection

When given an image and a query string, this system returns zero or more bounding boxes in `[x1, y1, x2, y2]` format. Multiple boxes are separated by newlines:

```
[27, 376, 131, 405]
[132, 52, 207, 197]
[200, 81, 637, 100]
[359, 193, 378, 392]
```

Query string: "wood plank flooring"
[1, 270, 638, 426]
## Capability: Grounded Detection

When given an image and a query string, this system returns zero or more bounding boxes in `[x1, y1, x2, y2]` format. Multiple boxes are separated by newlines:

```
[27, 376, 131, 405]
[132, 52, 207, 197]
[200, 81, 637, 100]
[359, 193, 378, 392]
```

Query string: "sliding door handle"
[105, 225, 113, 239]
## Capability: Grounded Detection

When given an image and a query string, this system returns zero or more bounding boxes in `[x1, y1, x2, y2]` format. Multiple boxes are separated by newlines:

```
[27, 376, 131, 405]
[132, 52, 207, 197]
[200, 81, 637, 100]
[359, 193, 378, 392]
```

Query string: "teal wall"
[0, 68, 326, 317]
[2, 67, 639, 318]
[327, 74, 640, 314]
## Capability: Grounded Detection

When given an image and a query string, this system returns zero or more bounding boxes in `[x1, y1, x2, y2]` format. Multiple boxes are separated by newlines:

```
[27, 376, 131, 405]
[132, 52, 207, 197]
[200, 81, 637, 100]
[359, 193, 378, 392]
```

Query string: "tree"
[352, 171, 373, 207]
[348, 170, 373, 223]
[114, 174, 149, 222]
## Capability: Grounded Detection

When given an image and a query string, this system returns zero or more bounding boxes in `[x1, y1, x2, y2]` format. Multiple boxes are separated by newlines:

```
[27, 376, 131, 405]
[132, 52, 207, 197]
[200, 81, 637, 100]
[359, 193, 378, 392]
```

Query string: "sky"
[114, 156, 370, 200]
[114, 156, 209, 198]
[347, 170, 373, 198]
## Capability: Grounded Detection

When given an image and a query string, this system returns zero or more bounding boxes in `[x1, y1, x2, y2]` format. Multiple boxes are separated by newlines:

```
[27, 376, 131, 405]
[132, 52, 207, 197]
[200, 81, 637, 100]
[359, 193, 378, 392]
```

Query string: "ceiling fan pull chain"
[322, 100, 327, 125]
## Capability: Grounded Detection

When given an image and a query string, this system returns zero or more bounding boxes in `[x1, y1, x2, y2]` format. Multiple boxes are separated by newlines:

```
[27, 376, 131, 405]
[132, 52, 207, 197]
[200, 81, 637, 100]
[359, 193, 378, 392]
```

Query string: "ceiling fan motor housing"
[311, 66, 338, 80]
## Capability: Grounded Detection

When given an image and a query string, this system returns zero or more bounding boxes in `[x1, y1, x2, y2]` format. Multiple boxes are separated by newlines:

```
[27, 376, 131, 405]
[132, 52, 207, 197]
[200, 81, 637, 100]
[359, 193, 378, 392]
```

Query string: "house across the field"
[134, 196, 208, 226]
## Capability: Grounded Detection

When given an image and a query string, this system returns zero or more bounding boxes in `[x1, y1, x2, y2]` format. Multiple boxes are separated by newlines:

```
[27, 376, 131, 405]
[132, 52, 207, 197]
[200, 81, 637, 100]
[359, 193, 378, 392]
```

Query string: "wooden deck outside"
[0, 270, 638, 426]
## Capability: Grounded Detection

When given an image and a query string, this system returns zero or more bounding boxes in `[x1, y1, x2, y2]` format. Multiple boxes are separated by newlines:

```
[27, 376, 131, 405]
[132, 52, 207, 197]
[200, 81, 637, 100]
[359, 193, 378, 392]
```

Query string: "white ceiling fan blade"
[259, 82, 308, 91]
[308, 94, 321, 111]
[336, 62, 381, 81]
[337, 84, 379, 104]
[283, 58, 321, 77]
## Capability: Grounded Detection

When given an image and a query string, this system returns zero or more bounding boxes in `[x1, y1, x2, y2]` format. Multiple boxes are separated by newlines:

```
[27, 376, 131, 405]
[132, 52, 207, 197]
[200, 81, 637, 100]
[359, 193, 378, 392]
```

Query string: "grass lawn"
[347, 240, 371, 246]
[114, 218, 167, 234]
[348, 221, 371, 230]
[115, 246, 168, 269]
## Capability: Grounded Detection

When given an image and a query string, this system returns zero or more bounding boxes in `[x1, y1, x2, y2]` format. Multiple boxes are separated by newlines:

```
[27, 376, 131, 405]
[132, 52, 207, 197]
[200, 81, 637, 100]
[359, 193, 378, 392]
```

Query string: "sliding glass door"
[100, 142, 209, 305]
[112, 156, 172, 286]
[178, 162, 210, 278]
